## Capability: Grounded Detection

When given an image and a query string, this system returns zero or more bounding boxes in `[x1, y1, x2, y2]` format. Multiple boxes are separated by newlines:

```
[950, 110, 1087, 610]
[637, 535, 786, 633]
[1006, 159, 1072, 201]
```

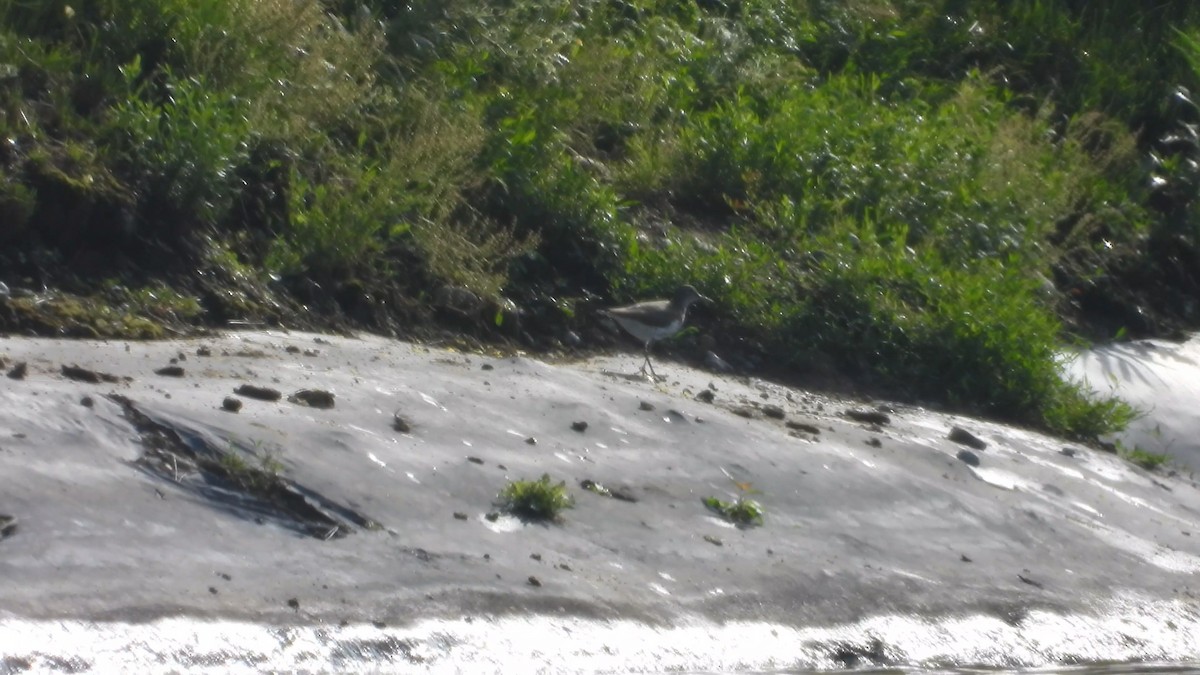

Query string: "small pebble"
[571, 421, 588, 432]
[221, 397, 243, 413]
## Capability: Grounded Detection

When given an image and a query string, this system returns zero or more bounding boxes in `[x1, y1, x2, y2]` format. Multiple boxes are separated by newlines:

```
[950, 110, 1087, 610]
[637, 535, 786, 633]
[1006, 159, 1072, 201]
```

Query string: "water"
[3, 604, 1199, 673]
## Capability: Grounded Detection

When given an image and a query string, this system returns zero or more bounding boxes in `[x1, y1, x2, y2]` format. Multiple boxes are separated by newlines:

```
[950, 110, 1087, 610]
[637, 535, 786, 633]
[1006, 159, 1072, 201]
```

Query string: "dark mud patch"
[108, 394, 380, 540]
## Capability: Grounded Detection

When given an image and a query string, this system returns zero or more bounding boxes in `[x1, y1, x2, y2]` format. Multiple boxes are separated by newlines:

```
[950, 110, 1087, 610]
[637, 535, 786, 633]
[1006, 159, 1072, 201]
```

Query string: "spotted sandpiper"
[601, 285, 710, 378]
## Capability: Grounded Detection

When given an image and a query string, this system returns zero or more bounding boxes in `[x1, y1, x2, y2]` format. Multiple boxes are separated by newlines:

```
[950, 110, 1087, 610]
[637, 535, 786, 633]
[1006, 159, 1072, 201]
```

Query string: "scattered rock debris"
[61, 364, 123, 384]
[580, 479, 638, 502]
[234, 384, 282, 401]
[570, 420, 588, 432]
[155, 365, 185, 377]
[288, 389, 335, 409]
[221, 397, 243, 413]
[948, 426, 987, 450]
[844, 409, 890, 426]
[196, 346, 212, 357]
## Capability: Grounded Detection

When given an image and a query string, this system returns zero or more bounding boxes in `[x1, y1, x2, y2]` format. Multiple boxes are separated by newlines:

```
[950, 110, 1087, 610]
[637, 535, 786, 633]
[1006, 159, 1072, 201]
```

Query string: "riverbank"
[2, 331, 1197, 671]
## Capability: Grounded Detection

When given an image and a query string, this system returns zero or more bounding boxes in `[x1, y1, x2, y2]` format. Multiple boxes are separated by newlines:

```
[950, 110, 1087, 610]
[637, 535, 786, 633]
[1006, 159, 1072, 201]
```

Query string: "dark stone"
[61, 364, 121, 383]
[639, 400, 655, 411]
[786, 421, 821, 434]
[80, 396, 94, 408]
[1060, 447, 1077, 457]
[234, 384, 282, 401]
[571, 420, 588, 432]
[393, 412, 412, 433]
[1018, 572, 1045, 589]
[196, 346, 212, 357]
[222, 397, 243, 413]
[845, 409, 891, 425]
[762, 404, 785, 419]
[467, 456, 484, 464]
[453, 512, 468, 521]
[695, 389, 715, 404]
[527, 576, 542, 587]
[948, 426, 987, 450]
[154, 365, 185, 377]
[288, 389, 335, 409]
[956, 449, 981, 466]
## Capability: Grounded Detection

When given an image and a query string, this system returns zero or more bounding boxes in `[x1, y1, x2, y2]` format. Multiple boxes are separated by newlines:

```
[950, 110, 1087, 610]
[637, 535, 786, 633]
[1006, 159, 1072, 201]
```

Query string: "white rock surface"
[1, 331, 1198, 672]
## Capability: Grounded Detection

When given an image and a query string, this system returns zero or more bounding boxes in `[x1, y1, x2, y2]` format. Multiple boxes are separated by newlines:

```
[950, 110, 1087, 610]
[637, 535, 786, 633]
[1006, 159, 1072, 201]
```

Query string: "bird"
[600, 285, 710, 379]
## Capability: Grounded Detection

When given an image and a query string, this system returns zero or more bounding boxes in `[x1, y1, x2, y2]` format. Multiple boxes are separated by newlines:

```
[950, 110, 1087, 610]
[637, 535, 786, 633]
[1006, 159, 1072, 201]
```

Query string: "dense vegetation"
[4, 0, 1200, 437]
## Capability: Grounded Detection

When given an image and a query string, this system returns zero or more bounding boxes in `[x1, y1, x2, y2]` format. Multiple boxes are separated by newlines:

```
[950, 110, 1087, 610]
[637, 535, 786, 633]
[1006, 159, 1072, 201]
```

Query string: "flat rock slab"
[1, 331, 1199, 671]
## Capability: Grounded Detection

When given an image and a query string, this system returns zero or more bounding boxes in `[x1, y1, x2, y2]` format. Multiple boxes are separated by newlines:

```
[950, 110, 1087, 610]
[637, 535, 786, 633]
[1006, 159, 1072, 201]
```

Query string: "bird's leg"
[641, 343, 658, 380]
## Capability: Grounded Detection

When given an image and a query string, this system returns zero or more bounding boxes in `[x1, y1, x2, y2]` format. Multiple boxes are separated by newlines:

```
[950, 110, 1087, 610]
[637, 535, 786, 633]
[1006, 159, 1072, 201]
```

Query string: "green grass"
[1121, 446, 1171, 471]
[5, 0, 1198, 439]
[498, 474, 574, 522]
[703, 495, 765, 527]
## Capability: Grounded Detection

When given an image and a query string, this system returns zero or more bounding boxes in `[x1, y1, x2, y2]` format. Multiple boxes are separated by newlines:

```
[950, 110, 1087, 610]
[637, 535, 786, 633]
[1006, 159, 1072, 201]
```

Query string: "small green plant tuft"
[703, 495, 765, 527]
[218, 448, 284, 493]
[1122, 446, 1170, 471]
[498, 474, 574, 521]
